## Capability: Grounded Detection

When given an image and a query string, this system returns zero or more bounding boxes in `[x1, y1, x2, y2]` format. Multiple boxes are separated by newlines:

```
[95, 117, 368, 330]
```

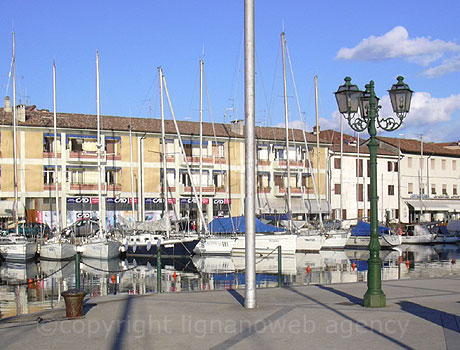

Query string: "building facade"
[0, 102, 329, 230]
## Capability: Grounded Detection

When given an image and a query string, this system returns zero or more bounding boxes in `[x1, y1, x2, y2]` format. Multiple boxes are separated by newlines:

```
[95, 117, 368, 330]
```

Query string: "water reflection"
[1, 244, 459, 319]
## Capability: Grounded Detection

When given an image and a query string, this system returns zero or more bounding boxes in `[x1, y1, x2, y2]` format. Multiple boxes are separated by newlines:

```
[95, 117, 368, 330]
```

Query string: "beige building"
[0, 101, 330, 230]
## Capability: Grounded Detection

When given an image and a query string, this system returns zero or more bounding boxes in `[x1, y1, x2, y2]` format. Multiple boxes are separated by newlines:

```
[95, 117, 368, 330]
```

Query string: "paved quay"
[1, 277, 459, 350]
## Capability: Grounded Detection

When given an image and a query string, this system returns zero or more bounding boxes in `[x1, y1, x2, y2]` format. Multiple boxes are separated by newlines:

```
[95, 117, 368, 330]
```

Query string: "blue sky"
[2, 0, 460, 142]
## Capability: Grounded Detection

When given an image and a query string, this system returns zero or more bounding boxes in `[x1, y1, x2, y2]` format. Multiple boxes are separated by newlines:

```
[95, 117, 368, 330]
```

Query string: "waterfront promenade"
[0, 277, 459, 350]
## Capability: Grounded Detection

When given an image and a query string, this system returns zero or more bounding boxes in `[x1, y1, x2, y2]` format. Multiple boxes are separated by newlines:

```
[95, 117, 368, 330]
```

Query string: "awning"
[304, 199, 331, 214]
[405, 199, 458, 211]
[0, 201, 25, 218]
[256, 195, 287, 213]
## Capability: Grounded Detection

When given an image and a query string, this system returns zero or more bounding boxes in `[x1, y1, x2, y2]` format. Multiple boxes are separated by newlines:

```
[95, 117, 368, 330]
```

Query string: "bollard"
[157, 247, 162, 293]
[75, 252, 81, 290]
[278, 245, 282, 287]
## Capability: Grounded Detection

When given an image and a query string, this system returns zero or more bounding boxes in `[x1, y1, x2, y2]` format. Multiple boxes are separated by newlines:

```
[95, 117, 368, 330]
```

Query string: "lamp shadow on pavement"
[398, 301, 460, 334]
[111, 295, 134, 350]
[315, 285, 363, 306]
[227, 288, 244, 307]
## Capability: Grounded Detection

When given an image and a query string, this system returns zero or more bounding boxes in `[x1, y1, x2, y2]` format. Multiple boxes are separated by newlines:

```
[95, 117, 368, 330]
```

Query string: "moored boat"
[0, 235, 37, 262]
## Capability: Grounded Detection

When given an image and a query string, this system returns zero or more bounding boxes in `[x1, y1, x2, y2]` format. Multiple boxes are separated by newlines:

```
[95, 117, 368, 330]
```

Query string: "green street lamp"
[334, 76, 412, 307]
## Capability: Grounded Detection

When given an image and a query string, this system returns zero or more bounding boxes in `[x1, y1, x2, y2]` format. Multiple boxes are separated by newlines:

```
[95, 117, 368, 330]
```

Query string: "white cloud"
[379, 92, 460, 126]
[421, 55, 460, 77]
[336, 26, 460, 66]
[320, 92, 460, 142]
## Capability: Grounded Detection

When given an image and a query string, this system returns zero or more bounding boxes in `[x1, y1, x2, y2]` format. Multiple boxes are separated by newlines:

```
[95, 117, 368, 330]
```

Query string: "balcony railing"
[177, 183, 216, 195]
[67, 150, 106, 162]
[273, 186, 303, 197]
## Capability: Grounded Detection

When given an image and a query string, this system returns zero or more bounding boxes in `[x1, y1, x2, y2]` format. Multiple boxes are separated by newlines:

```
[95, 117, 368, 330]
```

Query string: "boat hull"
[231, 234, 296, 255]
[126, 238, 199, 257]
[0, 243, 37, 262]
[40, 242, 76, 261]
[296, 235, 324, 252]
[80, 241, 121, 260]
[321, 231, 351, 249]
[346, 234, 401, 248]
[400, 235, 434, 244]
[193, 237, 237, 255]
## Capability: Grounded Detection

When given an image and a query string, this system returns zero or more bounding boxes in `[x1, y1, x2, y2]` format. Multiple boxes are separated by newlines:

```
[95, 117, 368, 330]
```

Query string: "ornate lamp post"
[334, 76, 412, 307]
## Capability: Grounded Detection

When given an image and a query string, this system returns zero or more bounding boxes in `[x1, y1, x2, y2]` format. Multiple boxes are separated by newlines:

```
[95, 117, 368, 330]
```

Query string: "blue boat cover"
[351, 221, 390, 236]
[209, 216, 285, 234]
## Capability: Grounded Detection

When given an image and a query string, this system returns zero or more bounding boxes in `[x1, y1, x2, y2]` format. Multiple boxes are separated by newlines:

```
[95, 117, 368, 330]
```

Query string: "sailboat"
[122, 67, 200, 257]
[78, 52, 120, 260]
[39, 61, 77, 261]
[0, 32, 37, 262]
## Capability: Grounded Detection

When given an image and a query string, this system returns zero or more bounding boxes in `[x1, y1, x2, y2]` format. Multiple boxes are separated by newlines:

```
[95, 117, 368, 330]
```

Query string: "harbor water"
[1, 244, 459, 319]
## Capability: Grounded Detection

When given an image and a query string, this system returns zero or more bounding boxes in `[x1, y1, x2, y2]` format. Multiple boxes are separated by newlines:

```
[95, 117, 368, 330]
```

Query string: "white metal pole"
[53, 62, 60, 233]
[281, 32, 291, 231]
[12, 32, 19, 235]
[159, 67, 170, 237]
[129, 124, 136, 220]
[244, 0, 256, 309]
[314, 75, 321, 224]
[96, 52, 103, 230]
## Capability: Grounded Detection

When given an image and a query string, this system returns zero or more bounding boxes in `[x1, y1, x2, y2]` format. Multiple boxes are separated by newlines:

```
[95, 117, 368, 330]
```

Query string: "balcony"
[106, 152, 121, 161]
[257, 187, 271, 194]
[43, 152, 62, 159]
[66, 183, 121, 194]
[273, 159, 308, 170]
[44, 184, 62, 191]
[177, 183, 216, 195]
[179, 156, 214, 168]
[273, 186, 303, 197]
[67, 150, 106, 163]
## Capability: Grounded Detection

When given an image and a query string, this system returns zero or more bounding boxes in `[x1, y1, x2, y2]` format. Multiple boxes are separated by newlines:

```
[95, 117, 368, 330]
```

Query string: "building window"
[44, 168, 55, 184]
[334, 183, 341, 195]
[342, 209, 347, 220]
[454, 185, 458, 196]
[408, 157, 412, 168]
[430, 158, 435, 170]
[105, 138, 121, 155]
[394, 161, 398, 172]
[453, 160, 457, 171]
[274, 174, 284, 188]
[388, 161, 393, 171]
[367, 184, 371, 201]
[356, 159, 363, 177]
[213, 171, 226, 189]
[334, 158, 341, 169]
[358, 209, 364, 220]
[431, 184, 436, 195]
[408, 183, 413, 195]
[357, 184, 363, 202]
[442, 159, 446, 170]
[442, 184, 447, 195]
[105, 169, 120, 185]
[43, 135, 61, 153]
[388, 185, 395, 196]
[213, 142, 225, 158]
[367, 160, 370, 177]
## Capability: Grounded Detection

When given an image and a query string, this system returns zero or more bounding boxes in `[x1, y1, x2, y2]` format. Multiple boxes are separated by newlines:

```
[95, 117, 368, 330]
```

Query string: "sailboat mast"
[199, 59, 203, 233]
[96, 52, 103, 229]
[340, 115, 343, 220]
[314, 75, 323, 227]
[53, 61, 60, 233]
[281, 32, 292, 231]
[12, 32, 19, 236]
[159, 67, 169, 237]
[129, 123, 136, 220]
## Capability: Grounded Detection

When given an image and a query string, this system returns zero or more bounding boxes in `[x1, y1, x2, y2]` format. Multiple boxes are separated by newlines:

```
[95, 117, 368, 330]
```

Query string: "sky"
[2, 0, 460, 142]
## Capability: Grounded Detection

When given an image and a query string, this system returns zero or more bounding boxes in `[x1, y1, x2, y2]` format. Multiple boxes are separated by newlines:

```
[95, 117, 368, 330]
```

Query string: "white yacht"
[346, 221, 402, 248]
[399, 224, 434, 244]
[0, 235, 37, 262]
[79, 234, 121, 260]
[39, 237, 76, 261]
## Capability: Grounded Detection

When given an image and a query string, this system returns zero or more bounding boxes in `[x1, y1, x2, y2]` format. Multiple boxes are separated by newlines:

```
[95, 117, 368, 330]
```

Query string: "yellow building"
[0, 102, 330, 230]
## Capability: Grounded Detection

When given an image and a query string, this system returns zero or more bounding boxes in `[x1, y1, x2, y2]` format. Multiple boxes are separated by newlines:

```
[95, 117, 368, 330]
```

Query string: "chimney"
[230, 119, 244, 135]
[16, 104, 26, 122]
[312, 126, 320, 135]
[4, 96, 11, 112]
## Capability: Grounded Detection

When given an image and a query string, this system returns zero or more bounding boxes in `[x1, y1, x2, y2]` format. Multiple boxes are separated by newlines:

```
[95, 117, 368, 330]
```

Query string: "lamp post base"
[364, 290, 386, 308]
